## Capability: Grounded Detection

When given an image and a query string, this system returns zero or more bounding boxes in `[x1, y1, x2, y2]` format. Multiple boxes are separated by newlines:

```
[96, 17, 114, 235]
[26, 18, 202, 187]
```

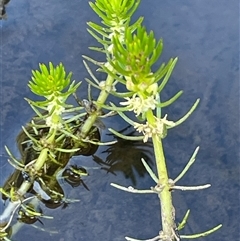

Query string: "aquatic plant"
[0, 0, 222, 240]
[87, 1, 222, 239]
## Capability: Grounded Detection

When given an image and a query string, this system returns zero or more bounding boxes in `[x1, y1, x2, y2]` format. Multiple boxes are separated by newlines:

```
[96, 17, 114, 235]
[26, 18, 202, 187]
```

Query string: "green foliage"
[87, 0, 143, 56]
[29, 62, 72, 97]
[27, 62, 81, 125]
[111, 25, 168, 96]
[89, 0, 141, 27]
[0, 1, 222, 241]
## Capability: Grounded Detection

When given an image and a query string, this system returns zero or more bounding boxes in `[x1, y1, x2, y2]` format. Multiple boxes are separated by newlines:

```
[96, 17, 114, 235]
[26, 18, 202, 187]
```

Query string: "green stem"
[33, 127, 57, 171]
[152, 135, 175, 238]
[34, 148, 48, 171]
[80, 74, 115, 138]
[147, 110, 175, 239]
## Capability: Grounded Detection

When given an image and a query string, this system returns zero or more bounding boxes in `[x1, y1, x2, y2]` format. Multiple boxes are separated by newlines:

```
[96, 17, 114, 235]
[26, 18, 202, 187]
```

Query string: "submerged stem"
[79, 74, 115, 138]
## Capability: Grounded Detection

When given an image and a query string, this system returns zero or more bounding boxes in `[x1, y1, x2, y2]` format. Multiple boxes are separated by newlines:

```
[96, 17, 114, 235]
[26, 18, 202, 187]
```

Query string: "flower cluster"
[134, 115, 175, 142]
[120, 93, 158, 116]
[111, 26, 177, 119]
[107, 25, 178, 142]
[45, 113, 62, 129]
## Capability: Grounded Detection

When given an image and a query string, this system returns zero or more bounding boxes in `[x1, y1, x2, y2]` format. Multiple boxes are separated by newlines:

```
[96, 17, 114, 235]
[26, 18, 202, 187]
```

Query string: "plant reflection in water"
[0, 121, 154, 240]
[93, 126, 153, 186]
[0, 111, 101, 238]
[62, 165, 90, 190]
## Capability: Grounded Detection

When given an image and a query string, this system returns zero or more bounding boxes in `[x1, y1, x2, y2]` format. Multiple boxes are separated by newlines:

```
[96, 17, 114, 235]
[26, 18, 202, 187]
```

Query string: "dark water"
[0, 0, 239, 241]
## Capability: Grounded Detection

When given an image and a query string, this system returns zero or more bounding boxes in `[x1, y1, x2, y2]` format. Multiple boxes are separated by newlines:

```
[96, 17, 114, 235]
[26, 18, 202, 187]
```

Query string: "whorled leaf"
[28, 62, 73, 97]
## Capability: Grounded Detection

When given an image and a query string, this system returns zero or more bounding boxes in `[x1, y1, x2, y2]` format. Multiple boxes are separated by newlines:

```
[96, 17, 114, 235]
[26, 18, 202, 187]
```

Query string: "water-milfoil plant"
[87, 1, 222, 240]
[0, 0, 222, 241]
[0, 62, 102, 239]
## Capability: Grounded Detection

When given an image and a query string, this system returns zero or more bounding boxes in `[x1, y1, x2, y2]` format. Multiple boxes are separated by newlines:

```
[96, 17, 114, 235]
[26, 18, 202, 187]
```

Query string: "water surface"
[0, 0, 239, 241]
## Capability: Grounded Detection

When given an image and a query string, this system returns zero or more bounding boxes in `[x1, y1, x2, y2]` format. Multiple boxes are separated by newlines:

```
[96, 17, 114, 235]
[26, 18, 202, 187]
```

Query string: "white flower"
[99, 80, 116, 92]
[134, 115, 175, 142]
[143, 95, 158, 111]
[158, 114, 175, 128]
[46, 96, 65, 116]
[120, 94, 158, 116]
[107, 24, 125, 53]
[46, 114, 63, 129]
[134, 122, 153, 143]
